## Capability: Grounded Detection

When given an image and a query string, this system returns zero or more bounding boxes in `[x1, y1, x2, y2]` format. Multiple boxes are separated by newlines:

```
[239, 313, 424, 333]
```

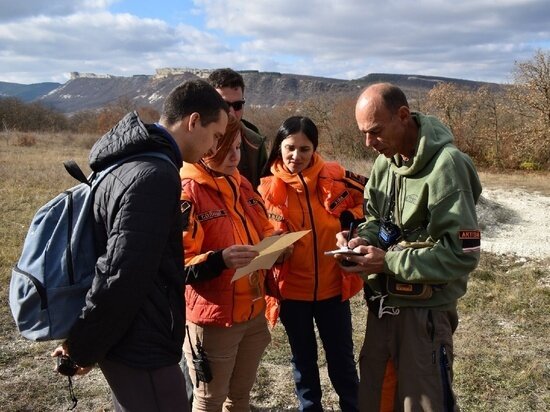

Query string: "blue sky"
[109, 1, 201, 27]
[0, 0, 548, 84]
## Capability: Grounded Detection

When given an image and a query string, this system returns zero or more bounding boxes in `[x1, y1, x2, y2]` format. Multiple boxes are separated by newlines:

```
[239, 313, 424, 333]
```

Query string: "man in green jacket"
[207, 68, 267, 188]
[337, 83, 482, 412]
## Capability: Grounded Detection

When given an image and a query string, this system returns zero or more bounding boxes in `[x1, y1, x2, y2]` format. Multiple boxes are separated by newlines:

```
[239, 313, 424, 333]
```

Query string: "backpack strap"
[64, 152, 178, 188]
[91, 152, 178, 190]
[132, 152, 178, 172]
[63, 161, 91, 186]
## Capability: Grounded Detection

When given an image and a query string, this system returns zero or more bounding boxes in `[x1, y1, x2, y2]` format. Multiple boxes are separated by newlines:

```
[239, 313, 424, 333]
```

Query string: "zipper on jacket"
[226, 177, 254, 244]
[298, 173, 319, 301]
[226, 176, 256, 322]
[256, 197, 270, 218]
[168, 299, 175, 333]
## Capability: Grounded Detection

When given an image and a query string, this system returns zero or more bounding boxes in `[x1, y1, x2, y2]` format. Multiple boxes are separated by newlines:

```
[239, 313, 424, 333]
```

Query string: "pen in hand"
[346, 221, 355, 248]
[341, 221, 357, 267]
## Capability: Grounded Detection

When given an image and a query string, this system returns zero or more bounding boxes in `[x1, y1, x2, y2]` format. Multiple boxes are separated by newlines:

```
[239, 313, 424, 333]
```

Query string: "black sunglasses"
[225, 99, 245, 111]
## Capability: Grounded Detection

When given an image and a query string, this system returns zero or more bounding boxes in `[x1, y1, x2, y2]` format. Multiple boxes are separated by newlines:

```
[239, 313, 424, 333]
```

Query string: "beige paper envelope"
[231, 230, 311, 282]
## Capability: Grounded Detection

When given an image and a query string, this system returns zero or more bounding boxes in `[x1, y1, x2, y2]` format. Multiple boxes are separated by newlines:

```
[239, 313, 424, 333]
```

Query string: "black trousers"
[99, 358, 190, 412]
[279, 297, 359, 412]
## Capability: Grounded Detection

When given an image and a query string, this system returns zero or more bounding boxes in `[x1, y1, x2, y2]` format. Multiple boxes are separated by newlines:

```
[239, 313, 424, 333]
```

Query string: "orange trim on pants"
[380, 359, 397, 412]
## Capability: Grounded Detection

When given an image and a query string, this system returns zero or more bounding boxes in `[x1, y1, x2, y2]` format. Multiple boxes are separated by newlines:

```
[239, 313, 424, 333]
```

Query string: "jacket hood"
[89, 111, 180, 171]
[391, 112, 453, 177]
[270, 152, 325, 192]
[180, 161, 243, 191]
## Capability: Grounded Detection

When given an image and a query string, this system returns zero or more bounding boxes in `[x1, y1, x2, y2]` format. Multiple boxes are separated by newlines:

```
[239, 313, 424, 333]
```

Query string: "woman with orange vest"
[258, 116, 366, 412]
[180, 114, 274, 411]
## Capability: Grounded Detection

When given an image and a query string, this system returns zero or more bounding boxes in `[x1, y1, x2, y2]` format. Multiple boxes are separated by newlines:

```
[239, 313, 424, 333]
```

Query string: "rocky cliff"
[2, 69, 495, 113]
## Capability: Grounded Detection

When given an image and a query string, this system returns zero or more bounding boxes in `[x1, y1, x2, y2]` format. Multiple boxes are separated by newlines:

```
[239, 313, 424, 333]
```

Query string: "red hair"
[204, 114, 242, 165]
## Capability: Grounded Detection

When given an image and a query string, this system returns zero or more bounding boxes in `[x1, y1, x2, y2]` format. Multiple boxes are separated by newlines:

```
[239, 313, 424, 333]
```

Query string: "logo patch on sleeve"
[180, 200, 193, 231]
[329, 191, 349, 210]
[180, 200, 192, 214]
[459, 230, 481, 253]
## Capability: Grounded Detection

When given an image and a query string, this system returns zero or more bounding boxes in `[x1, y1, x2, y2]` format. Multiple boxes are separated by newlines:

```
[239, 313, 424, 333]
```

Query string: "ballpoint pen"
[347, 221, 355, 248]
[340, 221, 357, 267]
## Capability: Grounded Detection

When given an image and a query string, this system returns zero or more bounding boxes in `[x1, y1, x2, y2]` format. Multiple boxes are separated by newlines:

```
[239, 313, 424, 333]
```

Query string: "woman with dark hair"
[258, 116, 366, 411]
[180, 114, 274, 411]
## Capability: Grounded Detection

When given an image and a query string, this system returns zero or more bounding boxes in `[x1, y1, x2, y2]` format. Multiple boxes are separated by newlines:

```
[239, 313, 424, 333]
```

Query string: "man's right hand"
[335, 230, 369, 249]
[51, 344, 93, 376]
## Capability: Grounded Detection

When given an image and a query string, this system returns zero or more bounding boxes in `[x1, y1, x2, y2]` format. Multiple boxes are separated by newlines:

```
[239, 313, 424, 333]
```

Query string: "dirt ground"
[477, 170, 550, 259]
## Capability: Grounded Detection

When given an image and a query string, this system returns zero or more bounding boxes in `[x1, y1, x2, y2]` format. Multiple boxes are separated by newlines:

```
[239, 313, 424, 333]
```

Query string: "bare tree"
[426, 82, 472, 149]
[509, 49, 550, 168]
[468, 86, 513, 168]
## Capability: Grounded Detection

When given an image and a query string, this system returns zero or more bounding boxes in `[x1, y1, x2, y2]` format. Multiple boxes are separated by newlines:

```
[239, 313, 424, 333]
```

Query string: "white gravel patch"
[477, 188, 550, 259]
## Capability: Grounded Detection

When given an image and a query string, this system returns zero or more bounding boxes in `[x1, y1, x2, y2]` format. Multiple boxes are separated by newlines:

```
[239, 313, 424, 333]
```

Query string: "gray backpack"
[9, 152, 173, 341]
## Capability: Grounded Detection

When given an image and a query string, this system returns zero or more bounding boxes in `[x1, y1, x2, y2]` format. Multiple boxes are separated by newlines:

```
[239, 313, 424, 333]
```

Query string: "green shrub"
[519, 160, 541, 171]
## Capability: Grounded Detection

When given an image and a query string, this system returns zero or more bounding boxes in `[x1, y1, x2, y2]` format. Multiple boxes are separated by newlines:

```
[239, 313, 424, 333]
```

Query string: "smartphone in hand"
[324, 248, 362, 256]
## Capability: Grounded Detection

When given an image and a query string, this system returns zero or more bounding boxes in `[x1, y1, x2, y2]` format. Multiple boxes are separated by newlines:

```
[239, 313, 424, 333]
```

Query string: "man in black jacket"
[52, 80, 228, 412]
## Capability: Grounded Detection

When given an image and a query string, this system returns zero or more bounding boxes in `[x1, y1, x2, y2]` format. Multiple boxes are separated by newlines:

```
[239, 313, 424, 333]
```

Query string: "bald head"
[355, 83, 417, 160]
[356, 83, 409, 117]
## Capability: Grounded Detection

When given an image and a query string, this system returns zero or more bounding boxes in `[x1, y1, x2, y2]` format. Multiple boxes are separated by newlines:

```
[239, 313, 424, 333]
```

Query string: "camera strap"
[386, 171, 404, 226]
[185, 324, 213, 387]
[186, 324, 199, 361]
[393, 173, 402, 227]
[65, 376, 78, 410]
[185, 324, 202, 388]
[383, 172, 397, 222]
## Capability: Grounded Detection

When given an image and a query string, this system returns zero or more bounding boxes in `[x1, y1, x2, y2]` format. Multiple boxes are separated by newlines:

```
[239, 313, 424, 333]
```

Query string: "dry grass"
[1, 132, 548, 411]
[454, 253, 550, 411]
[478, 170, 550, 196]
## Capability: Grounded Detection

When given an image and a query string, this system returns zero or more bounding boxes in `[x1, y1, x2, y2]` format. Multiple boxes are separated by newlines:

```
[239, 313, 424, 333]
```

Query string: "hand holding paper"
[222, 245, 260, 268]
[231, 230, 310, 282]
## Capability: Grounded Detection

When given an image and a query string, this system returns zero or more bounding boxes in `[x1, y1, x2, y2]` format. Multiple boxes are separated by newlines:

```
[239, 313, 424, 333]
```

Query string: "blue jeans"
[279, 297, 359, 412]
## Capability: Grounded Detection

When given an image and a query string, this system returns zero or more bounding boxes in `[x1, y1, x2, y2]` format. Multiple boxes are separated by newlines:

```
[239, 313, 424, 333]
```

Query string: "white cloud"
[0, 9, 231, 83]
[0, 0, 117, 21]
[0, 0, 548, 84]
[194, 0, 550, 82]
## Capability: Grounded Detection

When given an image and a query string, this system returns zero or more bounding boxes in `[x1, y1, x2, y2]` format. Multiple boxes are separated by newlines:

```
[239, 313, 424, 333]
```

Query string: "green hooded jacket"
[358, 112, 482, 310]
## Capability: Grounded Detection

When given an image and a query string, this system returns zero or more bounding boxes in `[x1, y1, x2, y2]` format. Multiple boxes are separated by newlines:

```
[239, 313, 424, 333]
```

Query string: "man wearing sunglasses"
[207, 68, 267, 188]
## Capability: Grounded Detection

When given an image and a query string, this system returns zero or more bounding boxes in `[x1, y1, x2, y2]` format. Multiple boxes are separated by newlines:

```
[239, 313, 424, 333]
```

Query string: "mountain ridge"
[0, 81, 61, 102]
[0, 69, 499, 114]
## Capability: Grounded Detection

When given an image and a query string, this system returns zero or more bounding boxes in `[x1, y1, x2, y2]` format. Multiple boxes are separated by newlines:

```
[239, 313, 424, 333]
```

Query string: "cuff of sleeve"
[209, 249, 228, 272]
[383, 252, 397, 276]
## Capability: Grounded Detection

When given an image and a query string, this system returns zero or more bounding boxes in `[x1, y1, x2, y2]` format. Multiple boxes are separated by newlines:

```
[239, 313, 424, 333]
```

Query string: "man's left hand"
[337, 245, 386, 274]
